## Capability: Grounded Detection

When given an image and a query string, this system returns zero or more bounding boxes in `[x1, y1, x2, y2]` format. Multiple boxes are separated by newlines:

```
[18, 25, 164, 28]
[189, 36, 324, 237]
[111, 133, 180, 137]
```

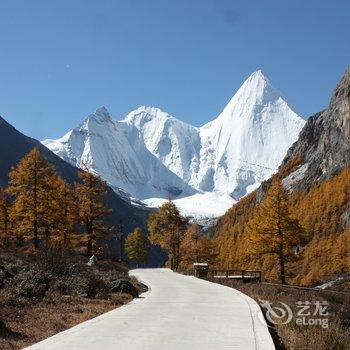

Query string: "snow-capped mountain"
[43, 70, 305, 217]
[198, 70, 305, 199]
[123, 106, 201, 185]
[43, 107, 195, 199]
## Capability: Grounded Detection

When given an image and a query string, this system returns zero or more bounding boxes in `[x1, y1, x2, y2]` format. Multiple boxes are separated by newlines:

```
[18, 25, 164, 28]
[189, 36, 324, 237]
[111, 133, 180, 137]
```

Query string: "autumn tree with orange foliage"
[0, 188, 11, 246]
[75, 171, 112, 256]
[290, 168, 350, 284]
[181, 224, 218, 268]
[181, 224, 201, 266]
[214, 192, 258, 270]
[53, 176, 78, 246]
[125, 227, 150, 267]
[148, 201, 187, 270]
[7, 148, 59, 247]
[214, 167, 350, 285]
[247, 180, 306, 284]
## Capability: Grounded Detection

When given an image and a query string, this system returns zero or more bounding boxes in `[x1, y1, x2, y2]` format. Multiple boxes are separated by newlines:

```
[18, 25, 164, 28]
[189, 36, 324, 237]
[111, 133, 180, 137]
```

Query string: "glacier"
[43, 70, 305, 219]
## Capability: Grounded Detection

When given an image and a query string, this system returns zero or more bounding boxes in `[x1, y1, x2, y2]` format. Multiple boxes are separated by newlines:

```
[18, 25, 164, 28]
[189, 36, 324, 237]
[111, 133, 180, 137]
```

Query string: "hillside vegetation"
[214, 69, 350, 286]
[215, 165, 350, 285]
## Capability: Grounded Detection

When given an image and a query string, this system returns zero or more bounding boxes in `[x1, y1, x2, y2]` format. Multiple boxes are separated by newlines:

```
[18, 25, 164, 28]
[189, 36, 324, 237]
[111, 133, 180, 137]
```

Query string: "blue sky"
[0, 0, 349, 140]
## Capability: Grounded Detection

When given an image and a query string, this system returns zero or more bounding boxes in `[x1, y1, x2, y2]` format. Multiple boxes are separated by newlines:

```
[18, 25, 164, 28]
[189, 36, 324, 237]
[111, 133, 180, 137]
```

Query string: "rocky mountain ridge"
[281, 67, 350, 191]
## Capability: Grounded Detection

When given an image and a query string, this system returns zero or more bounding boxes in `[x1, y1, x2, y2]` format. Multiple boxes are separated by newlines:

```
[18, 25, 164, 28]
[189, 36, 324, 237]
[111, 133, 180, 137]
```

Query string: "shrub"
[51, 271, 109, 298]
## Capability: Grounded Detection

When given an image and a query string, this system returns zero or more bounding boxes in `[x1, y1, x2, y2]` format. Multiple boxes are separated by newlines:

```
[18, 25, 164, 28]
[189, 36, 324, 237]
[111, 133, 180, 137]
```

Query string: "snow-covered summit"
[43, 70, 306, 218]
[223, 69, 280, 112]
[43, 106, 194, 199]
[124, 106, 183, 125]
[87, 106, 113, 123]
[198, 70, 305, 199]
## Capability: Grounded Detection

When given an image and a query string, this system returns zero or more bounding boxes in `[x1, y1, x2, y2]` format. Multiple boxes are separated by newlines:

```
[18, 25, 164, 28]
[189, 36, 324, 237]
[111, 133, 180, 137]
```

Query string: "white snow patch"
[144, 192, 235, 219]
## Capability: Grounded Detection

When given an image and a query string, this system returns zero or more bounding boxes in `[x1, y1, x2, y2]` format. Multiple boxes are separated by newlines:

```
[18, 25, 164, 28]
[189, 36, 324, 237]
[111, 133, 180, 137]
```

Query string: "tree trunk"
[86, 219, 93, 256]
[45, 227, 50, 243]
[87, 239, 93, 256]
[3, 216, 9, 246]
[279, 254, 286, 284]
[33, 164, 38, 248]
[33, 219, 39, 248]
[277, 223, 286, 284]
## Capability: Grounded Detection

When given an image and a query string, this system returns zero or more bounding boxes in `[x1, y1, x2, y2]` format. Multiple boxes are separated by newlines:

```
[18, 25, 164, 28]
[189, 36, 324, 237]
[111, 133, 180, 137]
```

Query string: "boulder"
[110, 279, 138, 298]
[137, 282, 148, 293]
[87, 255, 98, 267]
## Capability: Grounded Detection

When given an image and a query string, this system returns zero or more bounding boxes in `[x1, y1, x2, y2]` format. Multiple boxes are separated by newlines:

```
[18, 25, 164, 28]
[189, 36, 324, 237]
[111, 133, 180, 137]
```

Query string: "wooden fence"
[178, 269, 262, 283]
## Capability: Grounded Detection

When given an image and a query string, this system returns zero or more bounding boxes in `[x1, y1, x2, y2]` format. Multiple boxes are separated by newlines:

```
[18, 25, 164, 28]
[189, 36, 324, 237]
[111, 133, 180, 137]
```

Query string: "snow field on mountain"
[43, 70, 305, 219]
[144, 192, 236, 219]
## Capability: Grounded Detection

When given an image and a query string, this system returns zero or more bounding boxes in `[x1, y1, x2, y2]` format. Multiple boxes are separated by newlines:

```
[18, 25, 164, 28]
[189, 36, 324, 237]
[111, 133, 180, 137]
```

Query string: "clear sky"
[0, 0, 349, 140]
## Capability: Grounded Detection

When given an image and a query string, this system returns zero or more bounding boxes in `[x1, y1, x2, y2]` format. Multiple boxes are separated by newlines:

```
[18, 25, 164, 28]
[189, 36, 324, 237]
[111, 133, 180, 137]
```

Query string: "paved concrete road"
[26, 269, 275, 350]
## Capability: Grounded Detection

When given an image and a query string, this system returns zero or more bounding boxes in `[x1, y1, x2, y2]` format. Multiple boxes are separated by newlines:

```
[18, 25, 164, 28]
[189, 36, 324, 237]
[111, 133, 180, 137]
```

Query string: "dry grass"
[0, 293, 131, 350]
[0, 248, 137, 350]
[207, 278, 350, 350]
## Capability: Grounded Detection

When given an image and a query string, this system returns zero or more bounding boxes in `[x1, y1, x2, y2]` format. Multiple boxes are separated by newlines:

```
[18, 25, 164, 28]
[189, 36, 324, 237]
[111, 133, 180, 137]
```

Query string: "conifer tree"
[181, 224, 201, 266]
[0, 189, 11, 246]
[148, 201, 187, 270]
[247, 180, 306, 284]
[196, 235, 219, 265]
[75, 170, 111, 256]
[7, 148, 58, 247]
[125, 227, 150, 267]
[181, 224, 218, 267]
[53, 176, 78, 246]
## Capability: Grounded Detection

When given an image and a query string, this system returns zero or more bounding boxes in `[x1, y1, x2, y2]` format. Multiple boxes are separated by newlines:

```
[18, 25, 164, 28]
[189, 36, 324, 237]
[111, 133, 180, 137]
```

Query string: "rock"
[110, 279, 139, 298]
[87, 255, 98, 267]
[137, 282, 148, 293]
[281, 68, 350, 191]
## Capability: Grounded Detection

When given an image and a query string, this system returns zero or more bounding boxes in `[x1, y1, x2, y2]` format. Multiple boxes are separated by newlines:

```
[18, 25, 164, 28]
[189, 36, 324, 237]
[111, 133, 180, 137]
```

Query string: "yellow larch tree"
[52, 176, 78, 246]
[181, 224, 218, 268]
[247, 180, 306, 284]
[148, 201, 187, 270]
[75, 170, 112, 256]
[7, 148, 59, 248]
[0, 188, 11, 246]
[125, 227, 150, 267]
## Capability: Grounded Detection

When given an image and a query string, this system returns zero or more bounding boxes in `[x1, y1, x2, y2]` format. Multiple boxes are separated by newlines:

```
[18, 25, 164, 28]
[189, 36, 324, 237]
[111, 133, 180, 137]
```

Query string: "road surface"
[26, 269, 275, 350]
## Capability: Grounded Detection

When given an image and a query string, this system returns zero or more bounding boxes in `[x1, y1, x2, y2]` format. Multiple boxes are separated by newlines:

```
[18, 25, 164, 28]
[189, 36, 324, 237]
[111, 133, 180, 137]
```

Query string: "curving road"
[26, 269, 275, 350]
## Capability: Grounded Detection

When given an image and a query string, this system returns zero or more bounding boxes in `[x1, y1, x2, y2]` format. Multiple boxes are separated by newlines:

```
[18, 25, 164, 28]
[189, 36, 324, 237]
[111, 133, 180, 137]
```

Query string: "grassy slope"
[0, 248, 142, 350]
